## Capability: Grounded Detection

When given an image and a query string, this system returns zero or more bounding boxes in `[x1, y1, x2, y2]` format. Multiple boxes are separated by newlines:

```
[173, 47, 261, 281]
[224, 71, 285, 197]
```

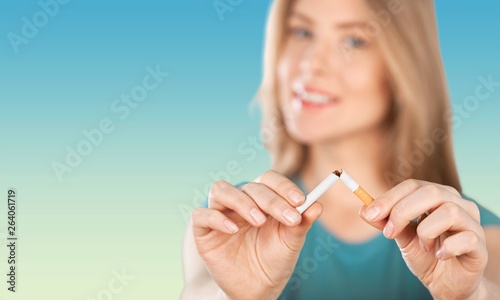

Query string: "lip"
[292, 83, 339, 110]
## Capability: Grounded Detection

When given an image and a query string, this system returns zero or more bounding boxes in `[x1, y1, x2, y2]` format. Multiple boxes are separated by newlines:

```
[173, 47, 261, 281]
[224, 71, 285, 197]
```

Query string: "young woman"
[182, 0, 500, 299]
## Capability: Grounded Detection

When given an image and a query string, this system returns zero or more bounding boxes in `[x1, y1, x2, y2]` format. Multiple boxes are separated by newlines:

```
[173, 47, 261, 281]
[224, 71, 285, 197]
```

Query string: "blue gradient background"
[0, 1, 499, 299]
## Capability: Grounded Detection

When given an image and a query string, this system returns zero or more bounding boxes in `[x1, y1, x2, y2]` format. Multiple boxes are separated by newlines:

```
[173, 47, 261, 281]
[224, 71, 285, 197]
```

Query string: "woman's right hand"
[191, 170, 323, 300]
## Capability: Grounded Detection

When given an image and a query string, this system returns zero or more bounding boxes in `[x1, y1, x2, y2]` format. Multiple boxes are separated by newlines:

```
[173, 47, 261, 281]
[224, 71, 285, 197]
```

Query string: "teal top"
[201, 179, 500, 300]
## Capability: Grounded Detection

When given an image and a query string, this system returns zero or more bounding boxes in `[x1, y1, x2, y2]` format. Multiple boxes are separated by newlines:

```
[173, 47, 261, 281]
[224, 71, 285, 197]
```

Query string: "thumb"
[359, 205, 387, 231]
[359, 205, 417, 248]
[280, 202, 323, 251]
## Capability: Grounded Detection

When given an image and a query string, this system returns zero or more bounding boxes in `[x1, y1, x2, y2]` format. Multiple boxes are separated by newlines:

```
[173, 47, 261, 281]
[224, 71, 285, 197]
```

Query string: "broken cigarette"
[295, 169, 374, 214]
[337, 169, 374, 206]
[296, 172, 340, 214]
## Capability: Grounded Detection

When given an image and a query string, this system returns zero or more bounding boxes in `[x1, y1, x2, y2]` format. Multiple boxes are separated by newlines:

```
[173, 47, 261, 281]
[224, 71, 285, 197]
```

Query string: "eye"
[290, 27, 313, 39]
[344, 36, 366, 49]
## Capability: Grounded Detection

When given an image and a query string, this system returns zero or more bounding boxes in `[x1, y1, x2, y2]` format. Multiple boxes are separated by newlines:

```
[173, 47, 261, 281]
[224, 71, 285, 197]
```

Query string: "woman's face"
[278, 0, 392, 144]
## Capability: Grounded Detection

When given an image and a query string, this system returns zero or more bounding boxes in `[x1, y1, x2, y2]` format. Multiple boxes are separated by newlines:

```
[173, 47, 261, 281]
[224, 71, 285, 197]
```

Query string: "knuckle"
[443, 185, 461, 198]
[268, 194, 287, 212]
[191, 207, 203, 220]
[259, 169, 278, 182]
[402, 179, 420, 190]
[391, 202, 408, 221]
[207, 209, 218, 225]
[276, 179, 294, 194]
[466, 231, 480, 245]
[464, 200, 481, 221]
[442, 202, 461, 219]
[210, 180, 229, 196]
[375, 195, 390, 206]
[422, 184, 442, 197]
[240, 181, 260, 193]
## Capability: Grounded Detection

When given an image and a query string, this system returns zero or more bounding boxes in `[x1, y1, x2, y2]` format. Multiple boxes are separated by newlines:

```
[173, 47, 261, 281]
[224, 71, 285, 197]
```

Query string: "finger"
[191, 207, 239, 237]
[242, 182, 302, 226]
[359, 205, 387, 231]
[362, 179, 424, 222]
[255, 170, 305, 207]
[209, 180, 268, 227]
[384, 184, 465, 239]
[281, 202, 324, 251]
[436, 230, 487, 268]
[416, 202, 484, 252]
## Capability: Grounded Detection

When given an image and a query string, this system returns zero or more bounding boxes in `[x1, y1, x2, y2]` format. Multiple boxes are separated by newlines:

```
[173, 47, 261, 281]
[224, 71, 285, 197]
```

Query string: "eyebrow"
[335, 21, 366, 29]
[289, 11, 313, 24]
[288, 11, 367, 29]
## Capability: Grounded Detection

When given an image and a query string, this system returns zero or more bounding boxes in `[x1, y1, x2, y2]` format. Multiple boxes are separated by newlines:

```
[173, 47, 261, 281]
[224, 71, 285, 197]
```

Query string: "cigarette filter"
[339, 170, 374, 206]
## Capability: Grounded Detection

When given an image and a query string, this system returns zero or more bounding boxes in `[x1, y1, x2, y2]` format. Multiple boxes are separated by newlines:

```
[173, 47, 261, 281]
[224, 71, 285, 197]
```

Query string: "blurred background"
[0, 0, 499, 299]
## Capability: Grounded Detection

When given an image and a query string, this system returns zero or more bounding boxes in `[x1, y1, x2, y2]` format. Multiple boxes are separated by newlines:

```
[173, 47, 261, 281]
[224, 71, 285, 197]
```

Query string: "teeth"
[303, 92, 331, 103]
[305, 93, 330, 103]
[293, 83, 332, 104]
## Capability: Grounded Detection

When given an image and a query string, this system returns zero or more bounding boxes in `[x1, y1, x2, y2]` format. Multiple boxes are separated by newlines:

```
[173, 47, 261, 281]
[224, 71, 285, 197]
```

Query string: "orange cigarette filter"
[353, 186, 374, 206]
[335, 169, 374, 206]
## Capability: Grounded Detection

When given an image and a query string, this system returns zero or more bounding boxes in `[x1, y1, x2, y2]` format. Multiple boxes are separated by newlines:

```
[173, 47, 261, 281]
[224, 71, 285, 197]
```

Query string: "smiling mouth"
[293, 83, 339, 106]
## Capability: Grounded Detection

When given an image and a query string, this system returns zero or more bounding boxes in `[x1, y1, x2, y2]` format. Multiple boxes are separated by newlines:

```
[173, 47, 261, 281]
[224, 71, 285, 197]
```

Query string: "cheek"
[277, 62, 289, 114]
[278, 40, 310, 82]
[277, 57, 290, 94]
[343, 62, 391, 120]
[278, 49, 299, 106]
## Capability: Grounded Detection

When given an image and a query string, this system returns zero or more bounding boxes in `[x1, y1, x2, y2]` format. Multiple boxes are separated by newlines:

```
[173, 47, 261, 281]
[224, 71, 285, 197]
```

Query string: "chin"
[285, 122, 346, 144]
[285, 116, 385, 145]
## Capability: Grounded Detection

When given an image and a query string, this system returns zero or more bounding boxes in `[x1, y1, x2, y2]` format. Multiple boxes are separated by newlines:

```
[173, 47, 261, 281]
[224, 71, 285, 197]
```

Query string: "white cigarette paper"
[339, 170, 359, 192]
[296, 173, 340, 214]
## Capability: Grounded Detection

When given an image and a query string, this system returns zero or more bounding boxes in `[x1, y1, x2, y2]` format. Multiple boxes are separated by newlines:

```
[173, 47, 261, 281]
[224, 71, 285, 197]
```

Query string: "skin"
[189, 0, 500, 299]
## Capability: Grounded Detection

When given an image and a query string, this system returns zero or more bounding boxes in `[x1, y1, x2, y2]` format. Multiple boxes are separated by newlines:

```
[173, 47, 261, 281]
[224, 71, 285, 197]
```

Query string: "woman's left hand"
[360, 179, 487, 300]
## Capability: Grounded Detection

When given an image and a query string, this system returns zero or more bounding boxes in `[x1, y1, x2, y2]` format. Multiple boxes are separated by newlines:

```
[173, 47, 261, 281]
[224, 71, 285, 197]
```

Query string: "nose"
[299, 41, 331, 78]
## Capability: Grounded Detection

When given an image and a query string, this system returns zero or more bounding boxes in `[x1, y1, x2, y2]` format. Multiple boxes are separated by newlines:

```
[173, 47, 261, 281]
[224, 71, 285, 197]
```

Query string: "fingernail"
[364, 205, 380, 221]
[288, 190, 305, 205]
[283, 208, 301, 224]
[224, 220, 239, 233]
[250, 208, 267, 224]
[383, 220, 394, 238]
[436, 246, 445, 260]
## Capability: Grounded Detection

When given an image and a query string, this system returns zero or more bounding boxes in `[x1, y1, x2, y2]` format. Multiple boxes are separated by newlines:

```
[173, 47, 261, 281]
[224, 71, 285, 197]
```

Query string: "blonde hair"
[257, 0, 461, 191]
